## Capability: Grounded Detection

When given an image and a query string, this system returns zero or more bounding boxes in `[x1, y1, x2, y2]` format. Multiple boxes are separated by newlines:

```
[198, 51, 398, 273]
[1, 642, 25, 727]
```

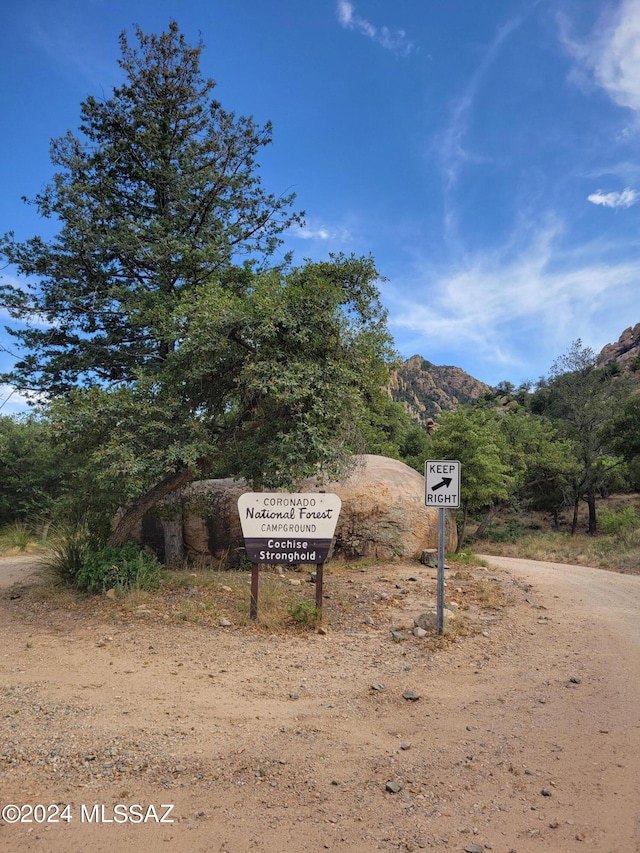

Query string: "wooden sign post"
[238, 492, 342, 620]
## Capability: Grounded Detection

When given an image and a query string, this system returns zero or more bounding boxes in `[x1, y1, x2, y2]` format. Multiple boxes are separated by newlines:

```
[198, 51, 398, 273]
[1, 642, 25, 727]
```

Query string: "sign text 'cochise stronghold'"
[237, 493, 342, 564]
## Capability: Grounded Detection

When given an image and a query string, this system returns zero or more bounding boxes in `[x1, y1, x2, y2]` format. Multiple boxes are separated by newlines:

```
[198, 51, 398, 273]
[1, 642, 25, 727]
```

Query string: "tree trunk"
[456, 505, 468, 553]
[571, 495, 580, 535]
[473, 503, 501, 541]
[587, 492, 597, 535]
[162, 488, 185, 566]
[107, 469, 194, 547]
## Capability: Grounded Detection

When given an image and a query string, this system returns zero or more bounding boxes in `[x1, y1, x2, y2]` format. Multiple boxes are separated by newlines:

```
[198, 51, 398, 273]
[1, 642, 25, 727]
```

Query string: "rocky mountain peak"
[390, 356, 492, 426]
[597, 323, 640, 373]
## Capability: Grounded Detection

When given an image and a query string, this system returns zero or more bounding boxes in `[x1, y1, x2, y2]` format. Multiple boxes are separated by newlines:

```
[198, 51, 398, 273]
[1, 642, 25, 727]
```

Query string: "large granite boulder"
[311, 455, 457, 559]
[144, 455, 457, 564]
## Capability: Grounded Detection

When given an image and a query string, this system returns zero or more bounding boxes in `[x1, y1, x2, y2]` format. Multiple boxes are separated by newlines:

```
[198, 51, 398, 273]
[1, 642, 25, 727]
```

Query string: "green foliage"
[446, 548, 488, 566]
[76, 544, 160, 594]
[532, 339, 631, 533]
[1, 22, 302, 396]
[428, 405, 511, 511]
[41, 522, 96, 587]
[0, 22, 395, 542]
[0, 522, 36, 553]
[0, 415, 65, 525]
[356, 396, 430, 471]
[484, 519, 523, 543]
[599, 507, 640, 544]
[603, 396, 640, 463]
[288, 599, 323, 629]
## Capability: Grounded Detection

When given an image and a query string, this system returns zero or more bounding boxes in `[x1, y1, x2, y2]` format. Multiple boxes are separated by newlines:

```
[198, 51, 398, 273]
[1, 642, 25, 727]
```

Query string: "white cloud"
[562, 0, 640, 112]
[336, 1, 413, 56]
[289, 220, 352, 242]
[385, 219, 640, 375]
[0, 385, 42, 416]
[587, 187, 640, 207]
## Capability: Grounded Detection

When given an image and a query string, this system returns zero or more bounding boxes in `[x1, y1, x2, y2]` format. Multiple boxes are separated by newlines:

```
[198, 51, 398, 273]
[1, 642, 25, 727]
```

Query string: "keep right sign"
[425, 460, 461, 508]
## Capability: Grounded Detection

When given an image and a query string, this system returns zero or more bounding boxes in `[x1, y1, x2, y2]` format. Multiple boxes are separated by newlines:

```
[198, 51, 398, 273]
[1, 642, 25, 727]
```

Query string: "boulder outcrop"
[142, 455, 457, 564]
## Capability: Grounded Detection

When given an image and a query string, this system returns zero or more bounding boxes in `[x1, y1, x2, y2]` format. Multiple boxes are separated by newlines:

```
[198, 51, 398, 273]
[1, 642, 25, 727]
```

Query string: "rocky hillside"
[597, 323, 640, 374]
[390, 355, 492, 426]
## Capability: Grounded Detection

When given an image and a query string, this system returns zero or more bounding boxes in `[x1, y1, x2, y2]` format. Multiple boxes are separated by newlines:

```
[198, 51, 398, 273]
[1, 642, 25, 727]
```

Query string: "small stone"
[316, 626, 328, 635]
[385, 780, 403, 794]
[413, 627, 427, 638]
[569, 675, 582, 684]
[371, 683, 384, 691]
[289, 693, 299, 700]
[464, 844, 483, 853]
[105, 588, 116, 599]
[219, 618, 232, 627]
[541, 787, 553, 797]
[400, 742, 411, 750]
[289, 578, 302, 586]
[402, 690, 419, 701]
[363, 616, 374, 625]
[407, 576, 418, 582]
[391, 631, 406, 642]
[220, 585, 233, 592]
[309, 572, 317, 583]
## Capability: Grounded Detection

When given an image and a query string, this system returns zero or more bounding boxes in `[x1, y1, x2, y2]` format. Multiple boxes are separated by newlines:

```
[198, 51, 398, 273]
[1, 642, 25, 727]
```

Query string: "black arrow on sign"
[431, 477, 452, 492]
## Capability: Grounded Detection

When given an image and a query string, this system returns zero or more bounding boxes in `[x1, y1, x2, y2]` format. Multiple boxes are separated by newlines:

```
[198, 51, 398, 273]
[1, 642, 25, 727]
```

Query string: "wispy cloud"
[587, 187, 640, 208]
[289, 220, 352, 242]
[562, 0, 640, 113]
[434, 8, 534, 246]
[336, 1, 414, 56]
[385, 219, 640, 376]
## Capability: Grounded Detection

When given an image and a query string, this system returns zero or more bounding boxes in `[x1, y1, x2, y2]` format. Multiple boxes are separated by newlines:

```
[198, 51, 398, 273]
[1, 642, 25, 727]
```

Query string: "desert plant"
[0, 521, 37, 553]
[288, 598, 323, 629]
[40, 521, 96, 586]
[75, 543, 160, 594]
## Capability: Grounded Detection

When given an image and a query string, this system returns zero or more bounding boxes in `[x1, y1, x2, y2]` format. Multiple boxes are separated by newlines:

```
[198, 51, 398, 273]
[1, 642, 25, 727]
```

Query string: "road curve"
[478, 554, 640, 650]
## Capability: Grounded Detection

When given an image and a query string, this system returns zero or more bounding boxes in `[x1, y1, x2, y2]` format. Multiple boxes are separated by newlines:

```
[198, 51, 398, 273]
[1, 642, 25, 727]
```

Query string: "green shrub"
[76, 544, 160, 594]
[485, 519, 522, 543]
[0, 521, 35, 553]
[288, 599, 323, 629]
[41, 522, 96, 586]
[599, 507, 640, 544]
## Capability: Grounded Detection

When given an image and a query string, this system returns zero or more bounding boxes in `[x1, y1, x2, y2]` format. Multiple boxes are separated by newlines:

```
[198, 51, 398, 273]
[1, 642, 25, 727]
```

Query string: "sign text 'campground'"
[237, 493, 342, 564]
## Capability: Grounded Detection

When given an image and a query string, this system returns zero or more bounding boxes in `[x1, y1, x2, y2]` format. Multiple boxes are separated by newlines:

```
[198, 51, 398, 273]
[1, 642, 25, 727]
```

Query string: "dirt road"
[0, 555, 638, 852]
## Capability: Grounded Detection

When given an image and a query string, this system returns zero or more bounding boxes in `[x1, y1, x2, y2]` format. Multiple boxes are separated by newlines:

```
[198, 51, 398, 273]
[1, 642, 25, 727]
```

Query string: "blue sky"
[1, 0, 640, 414]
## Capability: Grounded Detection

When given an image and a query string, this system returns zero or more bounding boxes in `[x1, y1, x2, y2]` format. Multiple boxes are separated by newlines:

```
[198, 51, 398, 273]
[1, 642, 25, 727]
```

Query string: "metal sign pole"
[437, 507, 445, 635]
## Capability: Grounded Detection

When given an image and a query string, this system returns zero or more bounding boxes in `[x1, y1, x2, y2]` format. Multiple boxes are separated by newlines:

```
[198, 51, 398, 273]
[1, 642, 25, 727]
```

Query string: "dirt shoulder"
[0, 556, 638, 853]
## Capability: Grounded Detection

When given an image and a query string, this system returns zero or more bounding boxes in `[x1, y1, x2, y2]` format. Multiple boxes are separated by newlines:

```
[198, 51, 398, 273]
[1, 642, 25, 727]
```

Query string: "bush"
[0, 521, 36, 553]
[288, 599, 323, 629]
[485, 519, 522, 543]
[76, 544, 160, 594]
[41, 522, 96, 586]
[599, 507, 640, 545]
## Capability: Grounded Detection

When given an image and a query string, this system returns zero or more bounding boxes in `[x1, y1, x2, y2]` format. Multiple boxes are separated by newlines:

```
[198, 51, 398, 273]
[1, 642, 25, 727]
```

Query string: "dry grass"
[472, 493, 640, 575]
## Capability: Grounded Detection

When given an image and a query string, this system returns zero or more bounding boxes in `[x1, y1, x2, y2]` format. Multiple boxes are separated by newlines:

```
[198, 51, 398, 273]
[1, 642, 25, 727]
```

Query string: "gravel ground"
[0, 554, 638, 853]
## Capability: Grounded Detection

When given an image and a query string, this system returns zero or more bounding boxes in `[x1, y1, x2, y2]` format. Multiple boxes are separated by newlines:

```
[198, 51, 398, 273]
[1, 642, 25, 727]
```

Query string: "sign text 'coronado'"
[238, 492, 342, 564]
